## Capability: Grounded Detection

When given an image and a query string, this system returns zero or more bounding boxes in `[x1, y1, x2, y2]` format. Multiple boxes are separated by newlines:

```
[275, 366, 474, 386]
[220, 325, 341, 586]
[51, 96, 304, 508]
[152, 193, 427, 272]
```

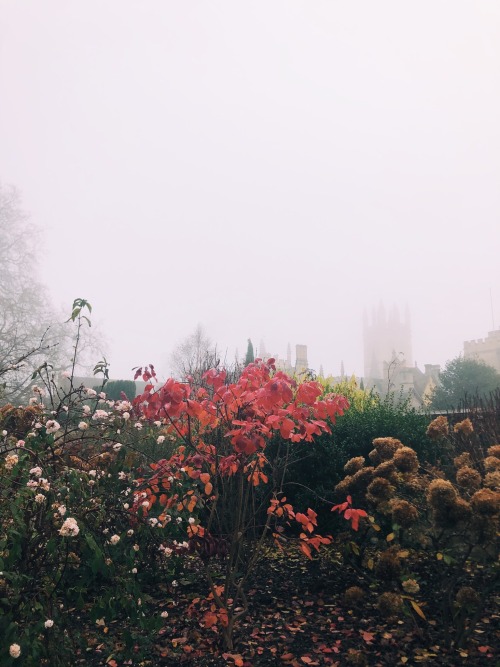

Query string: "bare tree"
[0, 184, 103, 403]
[170, 325, 219, 383]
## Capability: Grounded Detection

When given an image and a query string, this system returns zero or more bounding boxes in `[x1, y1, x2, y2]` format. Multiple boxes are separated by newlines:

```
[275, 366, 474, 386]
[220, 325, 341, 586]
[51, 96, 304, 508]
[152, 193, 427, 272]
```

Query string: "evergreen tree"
[245, 339, 254, 366]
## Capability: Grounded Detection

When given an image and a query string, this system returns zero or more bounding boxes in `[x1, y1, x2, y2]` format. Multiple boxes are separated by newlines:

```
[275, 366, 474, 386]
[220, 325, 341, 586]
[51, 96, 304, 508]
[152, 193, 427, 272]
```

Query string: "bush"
[94, 379, 136, 401]
[331, 416, 500, 648]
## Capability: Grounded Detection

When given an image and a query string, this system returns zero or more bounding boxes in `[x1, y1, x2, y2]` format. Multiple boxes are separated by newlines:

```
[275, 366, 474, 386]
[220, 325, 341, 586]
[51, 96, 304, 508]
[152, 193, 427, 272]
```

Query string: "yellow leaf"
[367, 558, 374, 570]
[386, 532, 395, 542]
[410, 600, 426, 620]
[401, 658, 408, 664]
[398, 550, 410, 558]
[436, 552, 443, 560]
[371, 523, 381, 532]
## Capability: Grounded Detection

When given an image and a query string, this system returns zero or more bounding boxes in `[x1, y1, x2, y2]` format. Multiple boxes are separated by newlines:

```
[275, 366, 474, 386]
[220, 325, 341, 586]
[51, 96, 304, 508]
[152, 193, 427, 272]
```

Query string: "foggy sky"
[1, 1, 499, 380]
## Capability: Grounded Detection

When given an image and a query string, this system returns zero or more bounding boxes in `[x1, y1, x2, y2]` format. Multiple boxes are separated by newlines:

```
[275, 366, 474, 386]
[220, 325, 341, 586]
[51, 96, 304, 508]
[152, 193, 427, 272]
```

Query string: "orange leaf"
[410, 600, 426, 620]
[205, 482, 213, 495]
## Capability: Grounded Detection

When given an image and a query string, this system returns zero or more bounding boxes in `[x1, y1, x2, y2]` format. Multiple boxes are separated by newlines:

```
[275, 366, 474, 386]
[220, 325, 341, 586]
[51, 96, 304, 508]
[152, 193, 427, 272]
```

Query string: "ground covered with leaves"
[75, 543, 498, 667]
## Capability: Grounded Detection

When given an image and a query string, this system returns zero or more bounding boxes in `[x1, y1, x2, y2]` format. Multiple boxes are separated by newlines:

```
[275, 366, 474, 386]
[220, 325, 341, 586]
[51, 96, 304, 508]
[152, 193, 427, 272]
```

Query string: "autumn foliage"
[131, 359, 350, 646]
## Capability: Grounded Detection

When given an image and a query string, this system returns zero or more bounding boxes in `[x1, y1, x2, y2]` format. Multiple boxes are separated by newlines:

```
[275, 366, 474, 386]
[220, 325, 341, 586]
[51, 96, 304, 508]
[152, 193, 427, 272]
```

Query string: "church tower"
[363, 303, 412, 380]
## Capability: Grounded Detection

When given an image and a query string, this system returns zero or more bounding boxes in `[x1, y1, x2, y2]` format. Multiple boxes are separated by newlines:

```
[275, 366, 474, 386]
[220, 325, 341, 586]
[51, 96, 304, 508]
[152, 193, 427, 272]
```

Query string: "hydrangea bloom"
[59, 517, 79, 537]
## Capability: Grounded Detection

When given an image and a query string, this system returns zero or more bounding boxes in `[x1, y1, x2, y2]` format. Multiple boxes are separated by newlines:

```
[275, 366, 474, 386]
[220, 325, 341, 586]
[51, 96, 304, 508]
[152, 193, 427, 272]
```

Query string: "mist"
[1, 1, 499, 381]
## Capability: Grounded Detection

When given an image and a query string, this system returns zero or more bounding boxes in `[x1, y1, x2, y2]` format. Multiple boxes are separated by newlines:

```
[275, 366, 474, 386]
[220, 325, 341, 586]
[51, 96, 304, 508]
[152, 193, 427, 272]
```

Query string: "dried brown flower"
[484, 471, 500, 491]
[367, 476, 394, 501]
[455, 587, 480, 609]
[368, 448, 382, 466]
[427, 479, 457, 508]
[344, 457, 366, 475]
[390, 499, 419, 527]
[471, 488, 500, 516]
[484, 456, 500, 471]
[453, 452, 472, 469]
[453, 418, 474, 435]
[456, 466, 482, 490]
[432, 498, 472, 528]
[372, 437, 403, 461]
[349, 467, 375, 492]
[343, 586, 364, 607]
[376, 548, 401, 581]
[426, 415, 449, 440]
[334, 477, 352, 496]
[393, 446, 419, 474]
[377, 592, 403, 618]
[374, 460, 398, 481]
[486, 444, 500, 458]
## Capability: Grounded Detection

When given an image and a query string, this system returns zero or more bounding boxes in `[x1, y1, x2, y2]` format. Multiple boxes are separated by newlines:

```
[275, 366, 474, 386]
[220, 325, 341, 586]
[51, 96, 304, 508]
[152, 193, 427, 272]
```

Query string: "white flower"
[176, 517, 182, 524]
[142, 500, 149, 508]
[88, 470, 97, 477]
[92, 409, 109, 421]
[83, 405, 91, 415]
[5, 453, 18, 470]
[113, 444, 122, 452]
[149, 518, 159, 527]
[122, 412, 130, 421]
[29, 397, 38, 405]
[1, 429, 7, 436]
[17, 439, 25, 447]
[78, 421, 89, 430]
[62, 370, 71, 379]
[164, 547, 173, 557]
[33, 385, 44, 396]
[44, 619, 54, 628]
[84, 388, 97, 397]
[171, 580, 179, 587]
[134, 422, 143, 430]
[118, 471, 127, 480]
[133, 544, 139, 551]
[123, 503, 129, 509]
[99, 392, 106, 399]
[164, 514, 172, 524]
[161, 611, 169, 618]
[39, 478, 50, 491]
[59, 517, 79, 537]
[58, 505, 67, 516]
[109, 534, 120, 545]
[35, 422, 43, 429]
[45, 420, 61, 434]
[35, 494, 45, 503]
[157, 435, 165, 444]
[9, 644, 21, 658]
[131, 567, 137, 574]
[26, 480, 38, 488]
[127, 529, 134, 536]
[188, 517, 195, 525]
[30, 466, 43, 477]
[154, 421, 162, 427]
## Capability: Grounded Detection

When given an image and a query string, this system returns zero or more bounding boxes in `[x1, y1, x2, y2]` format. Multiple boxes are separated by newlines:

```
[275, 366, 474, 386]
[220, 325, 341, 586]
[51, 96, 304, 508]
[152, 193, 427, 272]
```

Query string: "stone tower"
[363, 303, 412, 380]
[295, 344, 308, 375]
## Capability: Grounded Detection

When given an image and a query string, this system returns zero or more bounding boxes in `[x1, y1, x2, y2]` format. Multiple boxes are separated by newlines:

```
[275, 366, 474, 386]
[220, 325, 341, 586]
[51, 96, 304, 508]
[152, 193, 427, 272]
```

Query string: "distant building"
[259, 342, 310, 377]
[363, 303, 412, 380]
[464, 329, 500, 373]
[363, 304, 439, 407]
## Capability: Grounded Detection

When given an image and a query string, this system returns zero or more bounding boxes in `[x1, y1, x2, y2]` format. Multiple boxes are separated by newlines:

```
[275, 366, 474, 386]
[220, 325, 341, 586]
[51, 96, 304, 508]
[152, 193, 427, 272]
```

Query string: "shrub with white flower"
[35, 494, 45, 503]
[113, 443, 122, 452]
[78, 421, 89, 430]
[29, 466, 43, 477]
[44, 619, 54, 628]
[109, 534, 120, 545]
[157, 435, 165, 444]
[45, 420, 61, 434]
[5, 453, 19, 470]
[59, 517, 80, 537]
[9, 644, 21, 658]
